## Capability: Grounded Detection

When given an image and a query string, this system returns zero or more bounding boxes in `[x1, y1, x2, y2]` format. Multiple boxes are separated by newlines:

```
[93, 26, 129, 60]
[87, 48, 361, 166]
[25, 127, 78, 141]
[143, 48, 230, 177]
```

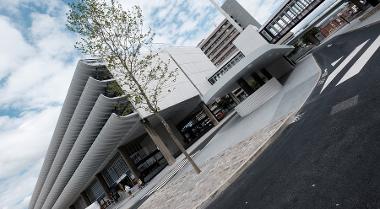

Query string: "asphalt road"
[206, 23, 380, 209]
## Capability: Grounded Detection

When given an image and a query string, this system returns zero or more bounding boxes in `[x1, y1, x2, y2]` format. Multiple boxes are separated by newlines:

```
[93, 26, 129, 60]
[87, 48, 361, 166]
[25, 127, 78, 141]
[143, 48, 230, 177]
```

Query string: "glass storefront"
[124, 138, 167, 182]
[102, 153, 134, 188]
[87, 180, 105, 203]
[209, 94, 237, 120]
[234, 68, 273, 100]
[177, 107, 214, 147]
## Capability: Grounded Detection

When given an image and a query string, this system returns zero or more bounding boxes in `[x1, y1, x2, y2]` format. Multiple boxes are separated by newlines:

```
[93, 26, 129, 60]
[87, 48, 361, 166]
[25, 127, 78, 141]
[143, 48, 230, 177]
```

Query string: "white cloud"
[0, 107, 60, 180]
[120, 0, 223, 46]
[0, 2, 77, 209]
[0, 11, 77, 110]
[0, 0, 61, 15]
[30, 13, 75, 57]
[0, 0, 291, 209]
[0, 56, 75, 109]
[0, 158, 45, 209]
[238, 0, 287, 24]
[0, 16, 34, 79]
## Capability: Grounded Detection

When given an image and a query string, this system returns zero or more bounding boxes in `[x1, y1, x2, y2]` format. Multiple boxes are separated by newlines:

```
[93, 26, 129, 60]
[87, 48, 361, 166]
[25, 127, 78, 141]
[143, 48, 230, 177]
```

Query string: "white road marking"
[337, 35, 380, 86]
[330, 95, 358, 115]
[331, 56, 343, 67]
[320, 39, 369, 93]
[318, 69, 328, 86]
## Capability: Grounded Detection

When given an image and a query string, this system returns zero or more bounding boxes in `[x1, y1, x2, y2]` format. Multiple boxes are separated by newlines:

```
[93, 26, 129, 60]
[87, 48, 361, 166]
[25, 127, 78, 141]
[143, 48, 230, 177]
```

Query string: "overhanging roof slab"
[203, 44, 294, 104]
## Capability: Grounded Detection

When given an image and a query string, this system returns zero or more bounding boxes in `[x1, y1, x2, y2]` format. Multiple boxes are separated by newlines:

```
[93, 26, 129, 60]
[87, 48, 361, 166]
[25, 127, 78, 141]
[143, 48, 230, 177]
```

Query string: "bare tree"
[67, 0, 201, 173]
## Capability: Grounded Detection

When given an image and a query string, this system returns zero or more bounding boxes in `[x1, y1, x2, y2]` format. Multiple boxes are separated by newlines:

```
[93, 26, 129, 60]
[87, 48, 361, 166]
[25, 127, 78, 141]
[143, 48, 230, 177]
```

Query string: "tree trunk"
[154, 112, 201, 174]
[121, 57, 201, 173]
[141, 120, 176, 165]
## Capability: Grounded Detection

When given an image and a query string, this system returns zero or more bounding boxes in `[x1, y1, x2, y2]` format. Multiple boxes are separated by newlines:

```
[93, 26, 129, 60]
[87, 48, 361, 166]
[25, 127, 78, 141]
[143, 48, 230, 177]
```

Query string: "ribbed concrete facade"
[40, 94, 129, 209]
[28, 59, 140, 209]
[30, 48, 219, 209]
[52, 113, 140, 209]
[34, 79, 114, 209]
[29, 61, 111, 209]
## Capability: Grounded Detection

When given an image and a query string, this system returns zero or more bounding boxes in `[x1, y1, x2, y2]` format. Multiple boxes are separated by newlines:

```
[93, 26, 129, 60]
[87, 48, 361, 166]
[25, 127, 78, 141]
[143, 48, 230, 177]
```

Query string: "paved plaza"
[110, 6, 379, 209]
[112, 48, 321, 209]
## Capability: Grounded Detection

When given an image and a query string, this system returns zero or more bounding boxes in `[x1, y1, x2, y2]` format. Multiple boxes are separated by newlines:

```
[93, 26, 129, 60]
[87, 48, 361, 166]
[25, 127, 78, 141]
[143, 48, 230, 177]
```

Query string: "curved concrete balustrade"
[41, 99, 133, 209]
[51, 113, 140, 209]
[29, 61, 109, 209]
[33, 78, 120, 209]
[235, 78, 283, 117]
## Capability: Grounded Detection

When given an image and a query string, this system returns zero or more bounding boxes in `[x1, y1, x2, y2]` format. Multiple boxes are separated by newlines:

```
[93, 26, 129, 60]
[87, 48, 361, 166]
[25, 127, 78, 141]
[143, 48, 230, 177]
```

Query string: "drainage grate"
[330, 95, 359, 115]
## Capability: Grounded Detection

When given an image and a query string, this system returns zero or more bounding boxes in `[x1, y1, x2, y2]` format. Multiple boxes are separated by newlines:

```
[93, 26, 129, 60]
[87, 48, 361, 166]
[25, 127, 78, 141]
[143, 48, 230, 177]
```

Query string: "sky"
[0, 0, 314, 208]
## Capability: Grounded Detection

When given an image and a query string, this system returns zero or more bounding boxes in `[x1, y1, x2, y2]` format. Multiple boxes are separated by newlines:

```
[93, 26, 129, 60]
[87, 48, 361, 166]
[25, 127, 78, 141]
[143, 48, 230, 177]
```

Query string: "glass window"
[287, 10, 295, 18]
[282, 15, 290, 23]
[274, 23, 282, 31]
[87, 180, 104, 202]
[102, 154, 131, 186]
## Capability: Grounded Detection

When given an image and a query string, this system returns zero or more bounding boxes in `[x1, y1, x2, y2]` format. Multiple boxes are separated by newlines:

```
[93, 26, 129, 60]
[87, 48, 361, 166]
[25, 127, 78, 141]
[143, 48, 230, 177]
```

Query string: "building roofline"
[259, 0, 292, 31]
[198, 18, 229, 48]
[29, 61, 110, 209]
